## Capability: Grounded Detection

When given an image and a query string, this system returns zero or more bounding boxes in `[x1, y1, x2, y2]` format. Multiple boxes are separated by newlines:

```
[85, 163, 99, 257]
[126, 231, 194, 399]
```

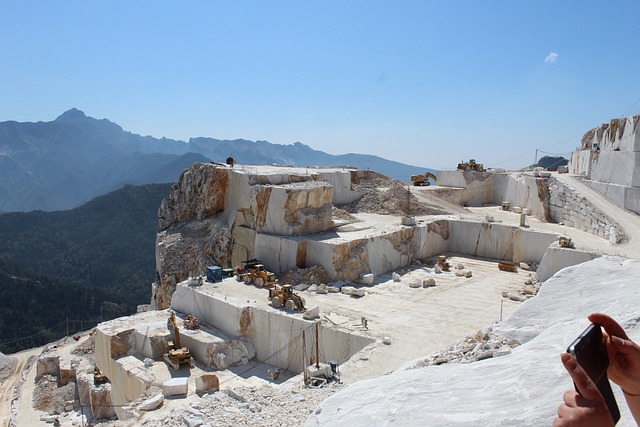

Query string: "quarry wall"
[536, 243, 600, 282]
[254, 219, 557, 282]
[585, 180, 640, 216]
[438, 170, 625, 243]
[436, 170, 548, 220]
[171, 284, 374, 373]
[568, 115, 640, 214]
[446, 221, 555, 263]
[95, 313, 159, 419]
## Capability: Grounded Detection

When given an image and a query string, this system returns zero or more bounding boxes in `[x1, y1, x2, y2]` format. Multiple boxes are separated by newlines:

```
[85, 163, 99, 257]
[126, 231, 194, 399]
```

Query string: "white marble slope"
[306, 256, 640, 427]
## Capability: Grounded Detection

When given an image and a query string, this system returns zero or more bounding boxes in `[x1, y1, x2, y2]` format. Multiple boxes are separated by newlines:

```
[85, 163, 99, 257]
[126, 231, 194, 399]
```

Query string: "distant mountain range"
[533, 155, 568, 171]
[0, 109, 434, 212]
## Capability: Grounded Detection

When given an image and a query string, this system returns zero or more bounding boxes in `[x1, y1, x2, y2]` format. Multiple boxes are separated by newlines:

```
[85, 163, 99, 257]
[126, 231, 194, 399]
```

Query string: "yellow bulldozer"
[239, 260, 278, 287]
[241, 264, 277, 287]
[268, 284, 306, 312]
[457, 159, 484, 172]
[163, 311, 192, 370]
[410, 172, 437, 186]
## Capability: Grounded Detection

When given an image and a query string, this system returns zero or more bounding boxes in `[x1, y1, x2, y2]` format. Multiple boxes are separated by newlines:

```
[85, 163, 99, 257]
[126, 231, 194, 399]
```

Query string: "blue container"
[206, 266, 223, 283]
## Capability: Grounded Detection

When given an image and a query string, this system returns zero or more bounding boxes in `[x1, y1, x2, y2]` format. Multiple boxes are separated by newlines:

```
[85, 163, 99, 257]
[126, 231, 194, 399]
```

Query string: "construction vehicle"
[239, 260, 278, 287]
[94, 366, 108, 384]
[558, 236, 575, 249]
[410, 172, 437, 186]
[183, 314, 199, 330]
[163, 311, 192, 370]
[268, 284, 306, 312]
[437, 255, 450, 272]
[457, 159, 485, 172]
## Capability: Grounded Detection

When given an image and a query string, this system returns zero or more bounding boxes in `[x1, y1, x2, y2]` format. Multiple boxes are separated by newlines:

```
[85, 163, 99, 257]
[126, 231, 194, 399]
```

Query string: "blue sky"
[1, 1, 639, 170]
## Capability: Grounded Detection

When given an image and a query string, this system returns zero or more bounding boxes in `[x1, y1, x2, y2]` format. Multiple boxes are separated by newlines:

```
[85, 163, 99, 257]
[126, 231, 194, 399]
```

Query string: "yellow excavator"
[410, 172, 437, 186]
[163, 311, 192, 370]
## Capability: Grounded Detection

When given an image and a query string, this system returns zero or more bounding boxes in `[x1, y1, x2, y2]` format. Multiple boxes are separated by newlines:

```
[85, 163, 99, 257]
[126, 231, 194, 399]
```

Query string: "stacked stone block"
[548, 177, 624, 243]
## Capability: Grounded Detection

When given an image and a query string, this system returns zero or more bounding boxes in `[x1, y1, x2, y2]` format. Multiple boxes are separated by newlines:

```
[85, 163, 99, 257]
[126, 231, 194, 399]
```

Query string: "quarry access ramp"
[553, 173, 640, 259]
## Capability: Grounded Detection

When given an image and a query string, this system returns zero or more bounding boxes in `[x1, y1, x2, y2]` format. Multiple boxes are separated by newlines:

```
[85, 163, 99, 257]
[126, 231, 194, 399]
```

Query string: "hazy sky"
[1, 1, 639, 170]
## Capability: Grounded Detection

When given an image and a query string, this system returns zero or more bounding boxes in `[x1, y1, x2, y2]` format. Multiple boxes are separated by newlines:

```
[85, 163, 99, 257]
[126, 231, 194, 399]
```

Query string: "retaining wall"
[583, 179, 640, 215]
[548, 177, 624, 243]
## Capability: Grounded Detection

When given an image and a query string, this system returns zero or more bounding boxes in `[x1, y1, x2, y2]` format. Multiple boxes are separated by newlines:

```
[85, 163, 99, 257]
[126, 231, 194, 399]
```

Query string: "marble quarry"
[569, 114, 640, 214]
[153, 163, 580, 310]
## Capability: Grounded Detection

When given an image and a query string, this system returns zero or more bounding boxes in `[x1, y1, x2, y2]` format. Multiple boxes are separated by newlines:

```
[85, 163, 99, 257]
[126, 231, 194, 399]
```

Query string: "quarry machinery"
[457, 159, 484, 172]
[410, 172, 437, 186]
[437, 255, 450, 272]
[93, 366, 108, 384]
[558, 236, 576, 249]
[269, 284, 306, 312]
[163, 311, 192, 370]
[239, 260, 278, 287]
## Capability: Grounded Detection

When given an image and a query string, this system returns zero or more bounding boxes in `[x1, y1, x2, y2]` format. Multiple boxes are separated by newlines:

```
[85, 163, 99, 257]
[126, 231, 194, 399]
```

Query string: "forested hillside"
[0, 183, 172, 353]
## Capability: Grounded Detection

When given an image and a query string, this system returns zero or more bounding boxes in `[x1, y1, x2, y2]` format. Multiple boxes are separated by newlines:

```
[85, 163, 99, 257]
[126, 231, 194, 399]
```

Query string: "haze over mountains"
[0, 109, 432, 212]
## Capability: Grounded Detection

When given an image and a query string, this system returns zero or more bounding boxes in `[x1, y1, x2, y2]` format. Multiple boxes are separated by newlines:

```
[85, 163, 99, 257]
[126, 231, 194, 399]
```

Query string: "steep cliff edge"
[153, 163, 350, 308]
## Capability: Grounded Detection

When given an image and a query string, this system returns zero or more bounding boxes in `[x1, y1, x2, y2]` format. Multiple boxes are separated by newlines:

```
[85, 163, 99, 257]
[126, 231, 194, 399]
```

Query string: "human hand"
[553, 353, 615, 427]
[589, 313, 640, 396]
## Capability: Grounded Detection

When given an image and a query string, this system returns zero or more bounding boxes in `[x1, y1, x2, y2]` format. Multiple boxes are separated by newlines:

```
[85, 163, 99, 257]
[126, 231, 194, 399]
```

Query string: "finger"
[610, 335, 638, 356]
[561, 353, 605, 403]
[557, 402, 572, 418]
[588, 313, 629, 340]
[562, 389, 579, 406]
[601, 331, 619, 364]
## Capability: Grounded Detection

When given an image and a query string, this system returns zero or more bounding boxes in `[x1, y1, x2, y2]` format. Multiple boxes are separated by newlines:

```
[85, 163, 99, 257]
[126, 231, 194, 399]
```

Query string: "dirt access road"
[0, 347, 41, 427]
[553, 173, 640, 258]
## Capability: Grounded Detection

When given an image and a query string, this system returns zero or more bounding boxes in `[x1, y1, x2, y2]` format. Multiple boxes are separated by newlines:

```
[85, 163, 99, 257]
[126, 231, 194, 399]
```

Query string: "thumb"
[561, 353, 605, 403]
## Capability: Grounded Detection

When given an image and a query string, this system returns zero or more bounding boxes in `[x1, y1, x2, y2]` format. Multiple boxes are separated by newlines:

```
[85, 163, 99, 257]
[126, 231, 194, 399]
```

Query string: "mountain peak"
[55, 108, 87, 122]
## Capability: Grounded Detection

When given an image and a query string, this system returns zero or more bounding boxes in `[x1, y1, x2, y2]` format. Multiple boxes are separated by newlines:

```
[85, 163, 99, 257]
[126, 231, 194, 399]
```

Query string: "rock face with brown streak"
[332, 240, 370, 282]
[158, 163, 229, 231]
[154, 163, 336, 308]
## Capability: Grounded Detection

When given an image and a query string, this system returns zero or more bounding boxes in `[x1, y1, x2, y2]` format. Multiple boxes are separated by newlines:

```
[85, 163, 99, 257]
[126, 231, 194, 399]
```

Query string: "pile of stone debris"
[342, 184, 449, 216]
[0, 351, 16, 381]
[405, 326, 522, 369]
[502, 262, 542, 302]
[32, 374, 77, 414]
[278, 266, 331, 287]
[139, 382, 343, 427]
